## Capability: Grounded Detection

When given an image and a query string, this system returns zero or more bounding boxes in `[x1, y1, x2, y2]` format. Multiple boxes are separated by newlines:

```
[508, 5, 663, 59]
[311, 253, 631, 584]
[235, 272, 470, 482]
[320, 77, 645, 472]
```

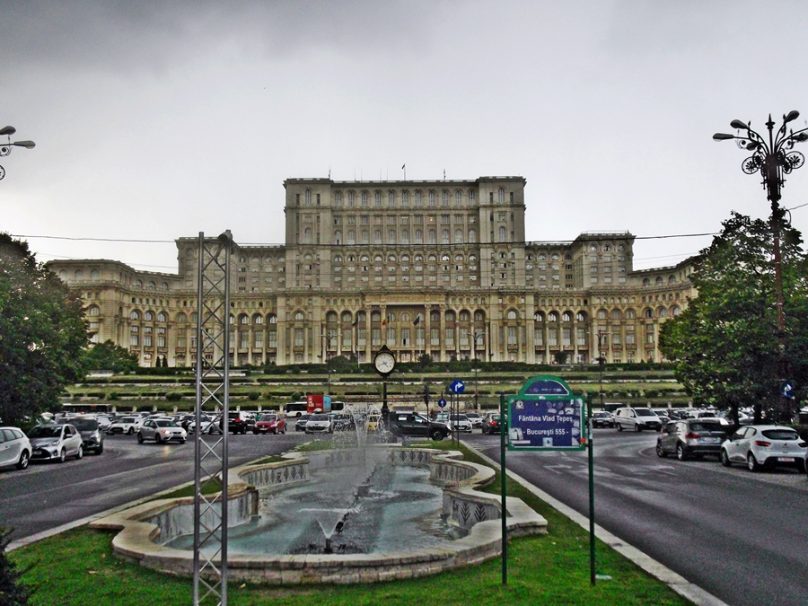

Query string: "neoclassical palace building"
[47, 176, 695, 368]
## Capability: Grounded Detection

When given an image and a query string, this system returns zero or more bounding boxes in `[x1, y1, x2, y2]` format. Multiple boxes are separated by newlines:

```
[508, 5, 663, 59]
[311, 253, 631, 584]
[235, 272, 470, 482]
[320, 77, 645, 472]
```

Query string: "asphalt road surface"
[464, 430, 808, 606]
[0, 431, 308, 543]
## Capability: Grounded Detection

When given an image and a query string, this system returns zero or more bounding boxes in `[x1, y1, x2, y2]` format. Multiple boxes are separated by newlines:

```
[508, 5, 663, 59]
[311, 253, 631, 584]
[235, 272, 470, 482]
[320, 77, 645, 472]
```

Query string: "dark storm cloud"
[0, 0, 425, 71]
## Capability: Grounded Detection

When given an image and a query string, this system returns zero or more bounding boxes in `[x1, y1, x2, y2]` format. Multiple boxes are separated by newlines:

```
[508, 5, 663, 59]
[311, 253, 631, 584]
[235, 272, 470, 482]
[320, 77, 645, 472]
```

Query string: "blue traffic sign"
[781, 381, 795, 399]
[449, 380, 465, 394]
[437, 398, 447, 408]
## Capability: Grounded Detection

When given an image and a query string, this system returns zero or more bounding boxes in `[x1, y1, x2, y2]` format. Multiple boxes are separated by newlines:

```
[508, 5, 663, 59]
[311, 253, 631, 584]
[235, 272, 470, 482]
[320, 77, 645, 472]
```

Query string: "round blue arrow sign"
[437, 398, 447, 408]
[449, 380, 466, 394]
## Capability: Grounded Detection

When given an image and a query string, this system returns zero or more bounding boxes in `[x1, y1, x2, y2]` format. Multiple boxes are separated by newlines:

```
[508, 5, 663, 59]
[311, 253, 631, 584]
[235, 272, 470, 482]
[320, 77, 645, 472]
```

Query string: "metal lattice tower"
[193, 230, 233, 606]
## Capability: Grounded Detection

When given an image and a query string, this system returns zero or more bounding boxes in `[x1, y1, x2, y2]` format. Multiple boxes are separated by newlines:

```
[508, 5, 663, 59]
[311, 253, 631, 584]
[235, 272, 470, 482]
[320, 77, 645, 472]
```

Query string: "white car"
[107, 415, 140, 435]
[614, 407, 663, 432]
[0, 426, 32, 470]
[305, 413, 333, 434]
[187, 415, 222, 434]
[137, 418, 187, 444]
[465, 412, 483, 429]
[28, 423, 84, 463]
[449, 414, 473, 433]
[721, 425, 807, 472]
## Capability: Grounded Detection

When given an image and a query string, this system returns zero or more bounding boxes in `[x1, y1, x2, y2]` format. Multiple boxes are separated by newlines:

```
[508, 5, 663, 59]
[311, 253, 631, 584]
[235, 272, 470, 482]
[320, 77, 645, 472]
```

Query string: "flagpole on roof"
[402, 163, 406, 181]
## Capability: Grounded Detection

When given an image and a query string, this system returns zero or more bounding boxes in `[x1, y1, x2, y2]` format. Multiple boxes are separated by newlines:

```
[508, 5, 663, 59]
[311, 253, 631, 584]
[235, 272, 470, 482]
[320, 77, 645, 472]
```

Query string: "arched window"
[144, 311, 154, 322]
[548, 312, 558, 323]
[253, 314, 263, 325]
[90, 269, 100, 280]
[561, 312, 572, 322]
[268, 314, 277, 324]
[507, 309, 518, 320]
[157, 311, 167, 323]
[625, 308, 636, 319]
[294, 311, 305, 321]
[129, 310, 141, 321]
[597, 309, 607, 320]
[534, 311, 544, 322]
[176, 312, 187, 324]
[611, 309, 622, 321]
[499, 226, 507, 241]
[644, 308, 654, 319]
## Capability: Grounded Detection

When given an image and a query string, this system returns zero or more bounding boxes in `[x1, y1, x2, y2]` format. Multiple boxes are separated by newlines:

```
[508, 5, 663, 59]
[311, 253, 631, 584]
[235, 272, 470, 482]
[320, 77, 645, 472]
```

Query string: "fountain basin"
[91, 446, 547, 584]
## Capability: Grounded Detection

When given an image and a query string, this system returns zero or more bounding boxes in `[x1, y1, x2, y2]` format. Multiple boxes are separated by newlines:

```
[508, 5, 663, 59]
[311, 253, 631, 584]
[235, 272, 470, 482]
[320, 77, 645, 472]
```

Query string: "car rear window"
[691, 422, 724, 432]
[259, 415, 277, 422]
[761, 430, 799, 441]
[71, 418, 98, 430]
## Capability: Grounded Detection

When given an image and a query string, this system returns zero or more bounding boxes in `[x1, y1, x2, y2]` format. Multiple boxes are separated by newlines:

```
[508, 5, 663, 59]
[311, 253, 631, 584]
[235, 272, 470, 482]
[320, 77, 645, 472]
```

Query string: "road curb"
[464, 442, 730, 606]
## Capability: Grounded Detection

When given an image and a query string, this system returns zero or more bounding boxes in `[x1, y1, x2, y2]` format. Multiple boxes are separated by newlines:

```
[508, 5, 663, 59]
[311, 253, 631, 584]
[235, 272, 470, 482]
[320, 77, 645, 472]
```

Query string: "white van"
[614, 407, 662, 432]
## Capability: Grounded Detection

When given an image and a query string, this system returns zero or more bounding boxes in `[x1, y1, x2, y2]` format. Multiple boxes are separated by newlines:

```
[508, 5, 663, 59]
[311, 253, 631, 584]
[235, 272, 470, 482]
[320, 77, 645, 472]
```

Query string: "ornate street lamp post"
[713, 111, 808, 421]
[0, 126, 35, 180]
[596, 331, 607, 410]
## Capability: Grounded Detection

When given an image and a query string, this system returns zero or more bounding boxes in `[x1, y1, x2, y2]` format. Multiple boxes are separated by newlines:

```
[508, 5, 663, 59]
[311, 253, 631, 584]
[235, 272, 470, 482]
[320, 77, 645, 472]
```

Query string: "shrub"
[247, 391, 260, 401]
[165, 392, 182, 402]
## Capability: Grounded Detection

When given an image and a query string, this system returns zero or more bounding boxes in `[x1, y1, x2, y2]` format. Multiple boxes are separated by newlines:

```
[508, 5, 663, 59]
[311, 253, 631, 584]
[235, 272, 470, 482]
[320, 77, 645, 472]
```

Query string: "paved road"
[465, 430, 808, 606]
[0, 431, 308, 542]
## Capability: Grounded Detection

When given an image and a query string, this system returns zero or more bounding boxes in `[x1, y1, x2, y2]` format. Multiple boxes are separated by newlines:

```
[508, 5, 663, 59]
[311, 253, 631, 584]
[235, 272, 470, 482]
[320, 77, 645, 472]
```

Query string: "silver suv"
[614, 407, 662, 432]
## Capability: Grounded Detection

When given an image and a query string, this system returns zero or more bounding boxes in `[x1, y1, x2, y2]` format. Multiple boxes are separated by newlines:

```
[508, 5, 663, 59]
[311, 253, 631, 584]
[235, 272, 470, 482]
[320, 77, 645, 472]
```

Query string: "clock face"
[374, 351, 396, 375]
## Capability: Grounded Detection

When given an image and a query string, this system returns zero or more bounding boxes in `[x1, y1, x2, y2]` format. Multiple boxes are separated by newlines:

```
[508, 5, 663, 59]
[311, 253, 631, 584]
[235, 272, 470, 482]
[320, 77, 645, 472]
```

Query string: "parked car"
[253, 413, 286, 434]
[221, 411, 254, 434]
[0, 426, 32, 470]
[305, 413, 333, 434]
[388, 411, 450, 441]
[448, 414, 473, 433]
[591, 411, 615, 428]
[656, 419, 726, 460]
[652, 409, 671, 425]
[138, 418, 187, 444]
[28, 423, 84, 463]
[107, 415, 140, 435]
[187, 414, 222, 434]
[70, 416, 105, 454]
[481, 413, 502, 435]
[295, 417, 309, 432]
[721, 425, 807, 472]
[465, 412, 483, 429]
[614, 407, 662, 432]
[330, 413, 355, 432]
[366, 413, 382, 432]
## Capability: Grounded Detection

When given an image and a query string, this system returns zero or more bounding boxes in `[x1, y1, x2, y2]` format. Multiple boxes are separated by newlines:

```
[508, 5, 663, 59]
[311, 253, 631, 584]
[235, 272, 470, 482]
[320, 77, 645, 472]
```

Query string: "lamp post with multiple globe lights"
[0, 125, 35, 180]
[713, 110, 808, 421]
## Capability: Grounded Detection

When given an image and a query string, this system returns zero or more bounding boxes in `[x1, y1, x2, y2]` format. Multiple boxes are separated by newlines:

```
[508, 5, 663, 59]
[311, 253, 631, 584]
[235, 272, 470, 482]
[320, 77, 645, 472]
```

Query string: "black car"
[70, 416, 105, 454]
[387, 412, 450, 441]
[295, 418, 309, 432]
[330, 413, 356, 431]
[219, 411, 255, 434]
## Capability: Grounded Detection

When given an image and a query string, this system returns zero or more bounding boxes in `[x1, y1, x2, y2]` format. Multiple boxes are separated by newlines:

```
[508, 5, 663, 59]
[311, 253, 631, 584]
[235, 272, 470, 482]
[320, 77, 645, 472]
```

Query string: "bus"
[284, 397, 347, 417]
[284, 401, 309, 418]
[61, 402, 113, 415]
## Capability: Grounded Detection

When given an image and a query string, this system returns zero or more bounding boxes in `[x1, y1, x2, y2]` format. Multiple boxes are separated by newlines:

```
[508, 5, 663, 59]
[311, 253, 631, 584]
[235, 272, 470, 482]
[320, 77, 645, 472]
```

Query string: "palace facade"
[47, 176, 695, 367]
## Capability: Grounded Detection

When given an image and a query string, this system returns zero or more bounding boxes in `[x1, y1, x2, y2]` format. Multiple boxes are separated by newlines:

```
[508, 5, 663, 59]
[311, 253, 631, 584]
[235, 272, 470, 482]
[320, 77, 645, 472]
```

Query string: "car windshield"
[635, 409, 655, 417]
[155, 420, 176, 427]
[28, 425, 61, 438]
[690, 422, 724, 432]
[309, 414, 328, 421]
[120, 417, 136, 423]
[761, 429, 799, 441]
[489, 415, 500, 421]
[593, 412, 608, 417]
[71, 418, 98, 430]
[259, 414, 277, 422]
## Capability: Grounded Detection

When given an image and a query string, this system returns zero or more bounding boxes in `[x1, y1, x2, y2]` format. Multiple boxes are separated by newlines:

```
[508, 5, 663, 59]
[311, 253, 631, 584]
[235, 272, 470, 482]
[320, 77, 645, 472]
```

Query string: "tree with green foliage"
[81, 340, 139, 373]
[0, 528, 29, 606]
[659, 212, 808, 423]
[0, 234, 88, 425]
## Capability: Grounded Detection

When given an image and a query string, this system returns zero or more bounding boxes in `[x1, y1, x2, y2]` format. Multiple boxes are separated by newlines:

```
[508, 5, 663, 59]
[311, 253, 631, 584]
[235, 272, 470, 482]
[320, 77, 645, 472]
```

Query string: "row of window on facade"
[62, 269, 172, 292]
[323, 227, 486, 246]
[297, 187, 514, 208]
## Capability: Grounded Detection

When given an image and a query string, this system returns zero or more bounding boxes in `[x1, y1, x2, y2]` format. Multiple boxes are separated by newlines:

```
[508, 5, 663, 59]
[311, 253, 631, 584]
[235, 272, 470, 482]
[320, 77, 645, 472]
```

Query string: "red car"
[253, 413, 286, 434]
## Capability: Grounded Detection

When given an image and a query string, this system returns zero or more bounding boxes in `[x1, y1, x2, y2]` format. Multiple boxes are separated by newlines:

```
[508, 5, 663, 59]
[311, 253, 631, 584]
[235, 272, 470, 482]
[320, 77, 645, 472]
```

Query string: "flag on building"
[413, 314, 420, 326]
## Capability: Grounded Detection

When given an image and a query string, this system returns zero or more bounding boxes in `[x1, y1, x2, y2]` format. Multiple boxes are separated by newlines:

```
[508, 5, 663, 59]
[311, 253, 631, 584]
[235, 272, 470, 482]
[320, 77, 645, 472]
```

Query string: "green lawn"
[10, 442, 690, 606]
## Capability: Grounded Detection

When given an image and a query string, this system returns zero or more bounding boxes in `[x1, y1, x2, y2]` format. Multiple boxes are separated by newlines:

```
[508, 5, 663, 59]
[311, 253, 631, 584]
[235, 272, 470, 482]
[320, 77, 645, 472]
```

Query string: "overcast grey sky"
[3, 0, 808, 272]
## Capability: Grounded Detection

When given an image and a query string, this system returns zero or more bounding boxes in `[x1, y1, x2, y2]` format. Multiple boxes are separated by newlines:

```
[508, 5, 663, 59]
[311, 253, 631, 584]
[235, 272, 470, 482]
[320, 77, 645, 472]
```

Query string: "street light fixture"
[0, 125, 36, 180]
[596, 331, 607, 410]
[713, 111, 807, 421]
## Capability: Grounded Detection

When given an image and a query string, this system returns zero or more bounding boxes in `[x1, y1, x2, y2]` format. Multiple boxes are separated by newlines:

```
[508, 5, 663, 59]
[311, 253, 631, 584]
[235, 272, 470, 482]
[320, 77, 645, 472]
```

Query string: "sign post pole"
[499, 392, 507, 586]
[587, 393, 596, 586]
